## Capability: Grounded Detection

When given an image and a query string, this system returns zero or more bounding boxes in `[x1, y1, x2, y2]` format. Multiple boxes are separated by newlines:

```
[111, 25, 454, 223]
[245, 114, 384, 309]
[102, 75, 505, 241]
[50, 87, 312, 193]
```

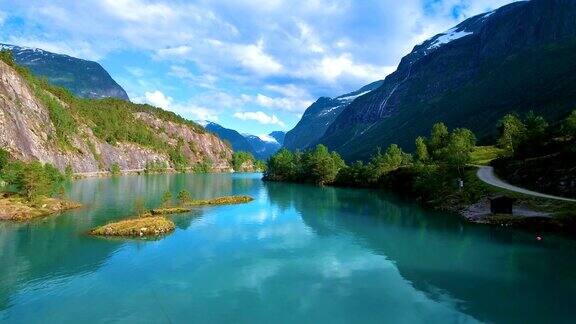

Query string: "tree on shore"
[178, 190, 191, 205]
[415, 136, 429, 162]
[498, 113, 526, 154]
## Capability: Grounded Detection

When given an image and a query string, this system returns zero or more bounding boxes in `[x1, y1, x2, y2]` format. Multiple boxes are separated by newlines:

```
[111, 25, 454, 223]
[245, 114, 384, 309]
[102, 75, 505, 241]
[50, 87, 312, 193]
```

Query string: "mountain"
[202, 121, 284, 160]
[311, 0, 576, 161]
[269, 131, 286, 146]
[283, 80, 383, 151]
[202, 121, 255, 154]
[0, 58, 232, 173]
[245, 134, 282, 160]
[0, 44, 129, 100]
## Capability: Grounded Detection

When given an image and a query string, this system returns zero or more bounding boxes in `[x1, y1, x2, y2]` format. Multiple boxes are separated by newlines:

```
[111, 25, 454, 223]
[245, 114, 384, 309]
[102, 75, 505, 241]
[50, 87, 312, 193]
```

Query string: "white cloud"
[173, 104, 219, 122]
[298, 53, 396, 84]
[144, 90, 173, 109]
[233, 111, 286, 128]
[253, 94, 313, 113]
[227, 40, 283, 76]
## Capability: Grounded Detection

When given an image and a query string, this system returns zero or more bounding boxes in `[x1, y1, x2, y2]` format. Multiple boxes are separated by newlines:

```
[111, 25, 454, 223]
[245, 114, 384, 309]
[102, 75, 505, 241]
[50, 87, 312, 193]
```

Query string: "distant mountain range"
[201, 121, 285, 160]
[286, 0, 576, 161]
[0, 44, 128, 100]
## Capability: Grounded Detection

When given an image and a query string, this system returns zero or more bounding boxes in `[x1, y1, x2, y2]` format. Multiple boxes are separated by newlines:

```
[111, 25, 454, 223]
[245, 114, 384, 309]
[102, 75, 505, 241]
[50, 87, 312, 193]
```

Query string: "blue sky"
[0, 0, 518, 136]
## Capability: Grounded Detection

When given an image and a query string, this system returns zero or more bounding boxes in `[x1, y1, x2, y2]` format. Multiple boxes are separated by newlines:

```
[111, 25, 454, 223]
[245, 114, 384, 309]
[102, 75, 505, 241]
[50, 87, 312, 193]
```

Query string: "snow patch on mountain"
[427, 28, 473, 50]
[319, 105, 344, 116]
[337, 90, 372, 102]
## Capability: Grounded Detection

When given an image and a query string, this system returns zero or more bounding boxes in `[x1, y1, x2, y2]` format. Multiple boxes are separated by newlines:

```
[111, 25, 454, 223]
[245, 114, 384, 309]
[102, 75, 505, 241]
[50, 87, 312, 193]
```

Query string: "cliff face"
[314, 0, 576, 161]
[0, 60, 232, 173]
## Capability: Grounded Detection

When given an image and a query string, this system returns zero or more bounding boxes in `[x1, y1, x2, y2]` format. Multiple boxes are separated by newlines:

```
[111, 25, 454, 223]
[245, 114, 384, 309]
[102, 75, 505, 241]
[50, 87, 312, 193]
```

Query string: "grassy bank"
[0, 194, 82, 221]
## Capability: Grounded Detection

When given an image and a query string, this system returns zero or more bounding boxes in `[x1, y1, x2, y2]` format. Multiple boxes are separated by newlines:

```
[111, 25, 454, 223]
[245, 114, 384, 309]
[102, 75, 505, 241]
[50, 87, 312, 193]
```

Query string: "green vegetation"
[185, 195, 254, 206]
[492, 109, 576, 198]
[0, 151, 67, 202]
[266, 145, 345, 185]
[192, 158, 213, 173]
[177, 190, 191, 205]
[161, 191, 173, 207]
[0, 149, 81, 221]
[265, 123, 483, 208]
[470, 146, 505, 165]
[232, 151, 255, 171]
[110, 163, 121, 176]
[145, 160, 168, 174]
[89, 216, 175, 237]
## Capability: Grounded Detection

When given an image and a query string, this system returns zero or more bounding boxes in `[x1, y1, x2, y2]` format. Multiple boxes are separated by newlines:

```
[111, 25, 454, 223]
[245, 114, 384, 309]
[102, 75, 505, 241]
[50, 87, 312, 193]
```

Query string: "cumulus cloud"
[144, 90, 173, 109]
[233, 111, 286, 128]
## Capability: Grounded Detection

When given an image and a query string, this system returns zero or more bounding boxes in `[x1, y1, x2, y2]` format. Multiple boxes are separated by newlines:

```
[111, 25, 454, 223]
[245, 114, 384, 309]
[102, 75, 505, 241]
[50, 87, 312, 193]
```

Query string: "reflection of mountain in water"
[265, 182, 576, 323]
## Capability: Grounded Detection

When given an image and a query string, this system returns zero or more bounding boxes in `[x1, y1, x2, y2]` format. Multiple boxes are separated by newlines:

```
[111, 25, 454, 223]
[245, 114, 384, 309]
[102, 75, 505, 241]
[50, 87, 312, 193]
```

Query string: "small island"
[89, 216, 175, 237]
[89, 192, 254, 238]
[0, 193, 82, 221]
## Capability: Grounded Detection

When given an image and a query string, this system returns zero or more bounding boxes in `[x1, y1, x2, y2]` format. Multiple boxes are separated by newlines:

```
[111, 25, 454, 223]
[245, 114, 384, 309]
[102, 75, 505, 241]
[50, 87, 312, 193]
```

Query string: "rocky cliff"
[315, 0, 576, 161]
[0, 44, 129, 100]
[0, 60, 232, 173]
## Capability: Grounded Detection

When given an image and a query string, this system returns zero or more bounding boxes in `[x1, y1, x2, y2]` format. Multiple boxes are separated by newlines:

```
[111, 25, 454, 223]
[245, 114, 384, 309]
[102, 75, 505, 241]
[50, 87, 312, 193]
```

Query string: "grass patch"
[89, 216, 175, 237]
[470, 146, 506, 165]
[185, 195, 254, 206]
[150, 207, 192, 215]
[0, 194, 82, 221]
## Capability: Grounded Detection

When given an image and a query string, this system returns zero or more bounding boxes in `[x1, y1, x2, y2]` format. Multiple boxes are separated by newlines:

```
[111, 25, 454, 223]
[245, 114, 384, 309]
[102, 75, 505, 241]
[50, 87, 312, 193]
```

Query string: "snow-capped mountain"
[283, 79, 383, 151]
[0, 43, 128, 100]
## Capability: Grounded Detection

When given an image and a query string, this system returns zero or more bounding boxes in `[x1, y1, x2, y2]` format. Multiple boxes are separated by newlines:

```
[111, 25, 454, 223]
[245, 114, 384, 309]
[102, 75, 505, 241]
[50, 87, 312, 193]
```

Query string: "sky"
[0, 0, 520, 136]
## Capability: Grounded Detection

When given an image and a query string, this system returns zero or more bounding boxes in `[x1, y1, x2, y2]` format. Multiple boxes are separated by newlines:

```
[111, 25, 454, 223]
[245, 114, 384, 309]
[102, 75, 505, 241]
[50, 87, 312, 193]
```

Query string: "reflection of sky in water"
[1, 173, 575, 323]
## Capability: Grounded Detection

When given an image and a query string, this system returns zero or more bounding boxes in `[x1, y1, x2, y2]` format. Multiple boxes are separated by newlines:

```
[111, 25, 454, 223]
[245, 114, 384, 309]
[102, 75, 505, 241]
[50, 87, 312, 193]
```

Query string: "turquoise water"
[1, 173, 576, 323]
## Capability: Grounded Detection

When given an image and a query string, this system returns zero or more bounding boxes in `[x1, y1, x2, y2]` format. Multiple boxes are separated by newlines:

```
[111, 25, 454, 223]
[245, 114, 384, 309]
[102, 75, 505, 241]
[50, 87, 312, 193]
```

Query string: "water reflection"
[265, 181, 576, 323]
[1, 173, 576, 323]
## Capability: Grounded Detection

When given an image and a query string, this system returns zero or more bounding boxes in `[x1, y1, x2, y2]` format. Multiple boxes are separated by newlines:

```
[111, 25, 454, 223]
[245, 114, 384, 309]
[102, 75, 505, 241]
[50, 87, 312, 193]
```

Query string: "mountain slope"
[317, 0, 576, 161]
[0, 44, 128, 100]
[0, 59, 232, 173]
[283, 80, 383, 151]
[203, 121, 255, 154]
[269, 131, 286, 146]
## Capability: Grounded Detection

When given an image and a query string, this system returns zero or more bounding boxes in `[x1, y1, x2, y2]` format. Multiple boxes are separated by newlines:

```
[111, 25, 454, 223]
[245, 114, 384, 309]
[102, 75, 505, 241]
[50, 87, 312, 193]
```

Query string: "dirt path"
[476, 166, 576, 202]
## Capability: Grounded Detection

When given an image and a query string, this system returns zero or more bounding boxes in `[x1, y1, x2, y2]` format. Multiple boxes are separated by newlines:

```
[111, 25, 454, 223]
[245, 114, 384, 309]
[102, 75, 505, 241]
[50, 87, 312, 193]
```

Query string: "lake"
[1, 173, 575, 323]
